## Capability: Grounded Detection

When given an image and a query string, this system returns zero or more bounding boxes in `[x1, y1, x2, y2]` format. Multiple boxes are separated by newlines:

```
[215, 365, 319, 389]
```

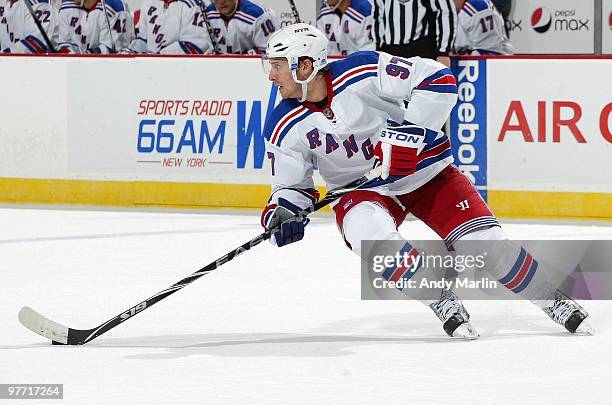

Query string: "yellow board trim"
[1, 178, 611, 219]
[0, 178, 273, 209]
[488, 190, 612, 220]
[0, 177, 333, 212]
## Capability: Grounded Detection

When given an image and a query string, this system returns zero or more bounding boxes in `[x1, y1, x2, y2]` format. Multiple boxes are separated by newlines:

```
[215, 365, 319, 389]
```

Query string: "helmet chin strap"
[229, 0, 239, 16]
[291, 66, 318, 102]
[299, 82, 309, 102]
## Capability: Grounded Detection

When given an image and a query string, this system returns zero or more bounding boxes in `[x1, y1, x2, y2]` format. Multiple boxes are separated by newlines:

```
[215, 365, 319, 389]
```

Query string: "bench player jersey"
[0, 0, 11, 51]
[128, 0, 212, 54]
[317, 0, 374, 56]
[204, 0, 278, 54]
[1, 0, 58, 53]
[58, 0, 133, 53]
[453, 0, 512, 55]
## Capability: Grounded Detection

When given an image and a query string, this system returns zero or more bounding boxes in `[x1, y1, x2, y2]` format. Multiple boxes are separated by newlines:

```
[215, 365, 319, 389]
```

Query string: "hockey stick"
[287, 0, 301, 23]
[19, 166, 382, 345]
[22, 0, 57, 53]
[200, 0, 220, 54]
[99, 0, 117, 53]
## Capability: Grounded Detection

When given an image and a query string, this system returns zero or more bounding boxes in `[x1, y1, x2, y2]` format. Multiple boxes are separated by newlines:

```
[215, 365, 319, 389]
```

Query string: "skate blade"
[575, 319, 595, 336]
[452, 322, 480, 340]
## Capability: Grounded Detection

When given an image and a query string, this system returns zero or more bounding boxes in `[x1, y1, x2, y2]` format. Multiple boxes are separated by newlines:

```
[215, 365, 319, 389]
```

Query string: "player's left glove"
[374, 120, 426, 180]
[261, 199, 310, 247]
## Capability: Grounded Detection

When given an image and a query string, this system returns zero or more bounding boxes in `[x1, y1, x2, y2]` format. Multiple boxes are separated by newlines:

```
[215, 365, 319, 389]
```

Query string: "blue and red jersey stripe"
[499, 248, 539, 294]
[381, 243, 422, 290]
[21, 35, 47, 53]
[345, 7, 366, 23]
[416, 68, 457, 95]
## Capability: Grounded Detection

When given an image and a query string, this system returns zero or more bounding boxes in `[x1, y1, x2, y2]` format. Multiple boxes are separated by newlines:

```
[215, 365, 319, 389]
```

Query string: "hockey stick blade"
[19, 306, 114, 345]
[19, 307, 70, 345]
[18, 166, 382, 345]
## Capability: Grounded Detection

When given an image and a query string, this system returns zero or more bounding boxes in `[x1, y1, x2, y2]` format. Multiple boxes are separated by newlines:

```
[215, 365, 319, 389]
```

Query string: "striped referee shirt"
[373, 0, 457, 55]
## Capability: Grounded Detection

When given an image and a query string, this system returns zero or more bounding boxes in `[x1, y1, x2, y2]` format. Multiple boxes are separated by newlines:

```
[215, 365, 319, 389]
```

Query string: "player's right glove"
[374, 120, 426, 180]
[261, 198, 310, 247]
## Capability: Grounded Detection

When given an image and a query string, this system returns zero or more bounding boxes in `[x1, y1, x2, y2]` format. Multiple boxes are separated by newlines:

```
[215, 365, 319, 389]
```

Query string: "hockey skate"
[429, 289, 479, 340]
[543, 290, 594, 335]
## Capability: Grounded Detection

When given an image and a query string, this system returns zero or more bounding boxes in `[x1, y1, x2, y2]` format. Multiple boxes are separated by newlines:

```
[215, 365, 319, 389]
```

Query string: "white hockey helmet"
[265, 23, 329, 101]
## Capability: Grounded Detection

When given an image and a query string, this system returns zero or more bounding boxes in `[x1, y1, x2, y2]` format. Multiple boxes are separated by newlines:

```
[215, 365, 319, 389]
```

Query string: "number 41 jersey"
[58, 0, 133, 53]
[263, 51, 459, 206]
[129, 0, 212, 54]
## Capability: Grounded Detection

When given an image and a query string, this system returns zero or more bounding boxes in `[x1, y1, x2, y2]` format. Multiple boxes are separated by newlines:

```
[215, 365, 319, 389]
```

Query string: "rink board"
[0, 55, 610, 218]
[450, 56, 612, 219]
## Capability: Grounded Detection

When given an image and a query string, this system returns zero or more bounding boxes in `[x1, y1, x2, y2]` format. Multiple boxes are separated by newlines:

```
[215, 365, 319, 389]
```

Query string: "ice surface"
[1, 207, 611, 405]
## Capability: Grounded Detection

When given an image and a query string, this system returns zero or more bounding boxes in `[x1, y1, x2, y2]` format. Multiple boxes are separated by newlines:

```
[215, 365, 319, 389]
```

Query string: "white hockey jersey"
[58, 0, 133, 53]
[0, 0, 58, 53]
[204, 0, 278, 54]
[317, 0, 374, 56]
[0, 0, 11, 51]
[262, 51, 458, 216]
[128, 0, 212, 54]
[453, 0, 512, 55]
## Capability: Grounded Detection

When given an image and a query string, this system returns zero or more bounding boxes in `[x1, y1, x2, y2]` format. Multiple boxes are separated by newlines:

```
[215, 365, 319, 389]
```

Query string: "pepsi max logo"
[531, 7, 552, 33]
[530, 7, 589, 33]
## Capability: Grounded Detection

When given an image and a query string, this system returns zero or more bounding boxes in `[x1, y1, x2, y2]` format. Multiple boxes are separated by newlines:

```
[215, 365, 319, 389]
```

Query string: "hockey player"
[124, 0, 212, 54]
[57, 0, 134, 53]
[317, 0, 374, 56]
[204, 0, 279, 54]
[261, 23, 591, 339]
[0, 0, 57, 53]
[452, 0, 512, 55]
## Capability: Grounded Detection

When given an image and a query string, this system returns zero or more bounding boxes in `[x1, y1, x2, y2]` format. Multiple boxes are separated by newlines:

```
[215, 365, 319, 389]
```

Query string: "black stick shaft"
[72, 169, 380, 344]
[200, 0, 220, 54]
[287, 0, 301, 23]
[76, 231, 270, 344]
[99, 0, 116, 53]
[22, 0, 56, 53]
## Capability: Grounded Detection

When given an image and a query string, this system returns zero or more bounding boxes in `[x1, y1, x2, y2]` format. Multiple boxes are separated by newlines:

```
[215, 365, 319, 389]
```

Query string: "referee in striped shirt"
[373, 0, 457, 67]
